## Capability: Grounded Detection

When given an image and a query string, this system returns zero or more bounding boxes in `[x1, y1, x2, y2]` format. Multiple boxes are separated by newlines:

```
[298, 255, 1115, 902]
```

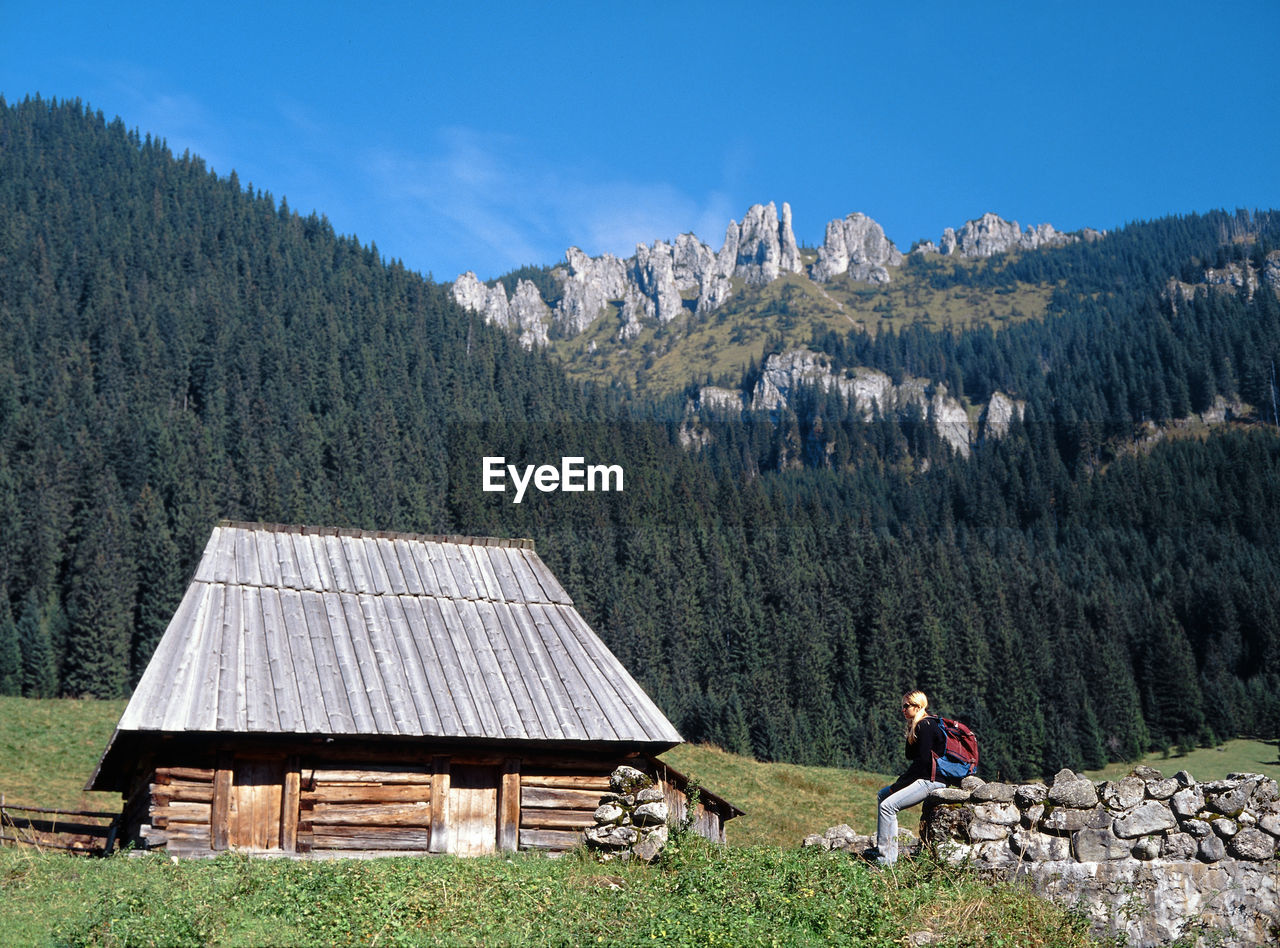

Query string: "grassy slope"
[0, 697, 126, 812]
[1086, 739, 1280, 785]
[3, 696, 1275, 842]
[662, 742, 899, 847]
[2, 697, 1272, 946]
[547, 255, 1054, 396]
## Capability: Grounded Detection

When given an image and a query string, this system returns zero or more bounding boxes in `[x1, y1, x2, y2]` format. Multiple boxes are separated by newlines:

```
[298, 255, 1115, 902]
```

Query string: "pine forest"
[2, 96, 1280, 783]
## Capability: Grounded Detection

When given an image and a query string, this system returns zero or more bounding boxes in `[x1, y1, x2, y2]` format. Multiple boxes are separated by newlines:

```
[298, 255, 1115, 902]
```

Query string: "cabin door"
[447, 764, 498, 856]
[223, 756, 298, 851]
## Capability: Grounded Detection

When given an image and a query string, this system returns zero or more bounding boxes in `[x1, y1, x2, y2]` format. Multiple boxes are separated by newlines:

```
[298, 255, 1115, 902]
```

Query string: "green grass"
[0, 840, 1099, 947]
[2, 697, 1272, 946]
[1083, 737, 1280, 784]
[661, 743, 901, 847]
[0, 697, 125, 812]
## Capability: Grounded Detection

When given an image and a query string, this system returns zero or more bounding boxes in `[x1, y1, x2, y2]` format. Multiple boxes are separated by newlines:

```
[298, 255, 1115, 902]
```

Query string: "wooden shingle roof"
[98, 522, 681, 774]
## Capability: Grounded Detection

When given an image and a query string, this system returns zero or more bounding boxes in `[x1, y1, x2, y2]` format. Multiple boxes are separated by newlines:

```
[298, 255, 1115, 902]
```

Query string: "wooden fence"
[0, 794, 122, 855]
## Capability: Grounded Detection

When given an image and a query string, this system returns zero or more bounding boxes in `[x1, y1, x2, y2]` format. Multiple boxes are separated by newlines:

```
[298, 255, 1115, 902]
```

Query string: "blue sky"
[5, 1, 1278, 281]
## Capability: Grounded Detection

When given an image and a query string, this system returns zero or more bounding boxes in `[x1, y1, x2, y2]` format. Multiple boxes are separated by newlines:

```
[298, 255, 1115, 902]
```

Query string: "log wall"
[299, 764, 433, 853]
[518, 758, 613, 852]
[651, 760, 729, 843]
[138, 766, 215, 857]
[117, 743, 736, 858]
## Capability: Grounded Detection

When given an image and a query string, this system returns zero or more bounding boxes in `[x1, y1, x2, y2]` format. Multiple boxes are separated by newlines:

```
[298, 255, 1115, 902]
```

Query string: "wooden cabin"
[88, 521, 740, 858]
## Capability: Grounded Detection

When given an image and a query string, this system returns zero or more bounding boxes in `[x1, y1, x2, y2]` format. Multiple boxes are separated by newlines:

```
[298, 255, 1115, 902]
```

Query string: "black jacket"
[888, 715, 947, 794]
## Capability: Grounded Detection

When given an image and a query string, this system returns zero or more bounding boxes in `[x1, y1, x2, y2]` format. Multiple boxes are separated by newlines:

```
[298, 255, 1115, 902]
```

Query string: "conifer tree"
[17, 589, 55, 698]
[63, 473, 134, 698]
[0, 593, 19, 695]
[130, 485, 181, 684]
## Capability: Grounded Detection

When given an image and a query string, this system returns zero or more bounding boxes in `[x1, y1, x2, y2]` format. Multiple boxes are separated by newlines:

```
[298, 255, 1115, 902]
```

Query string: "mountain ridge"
[451, 202, 1095, 352]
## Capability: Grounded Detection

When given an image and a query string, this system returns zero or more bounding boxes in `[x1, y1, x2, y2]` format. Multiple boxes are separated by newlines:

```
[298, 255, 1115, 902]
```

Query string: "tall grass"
[0, 840, 1099, 947]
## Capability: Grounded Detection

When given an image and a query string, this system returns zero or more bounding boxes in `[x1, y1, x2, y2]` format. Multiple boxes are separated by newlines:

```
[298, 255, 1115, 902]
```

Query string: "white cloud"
[363, 127, 742, 279]
[81, 62, 236, 176]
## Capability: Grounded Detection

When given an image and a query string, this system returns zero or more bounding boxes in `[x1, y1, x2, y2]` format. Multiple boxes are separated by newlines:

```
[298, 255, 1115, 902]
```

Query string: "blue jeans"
[876, 778, 944, 865]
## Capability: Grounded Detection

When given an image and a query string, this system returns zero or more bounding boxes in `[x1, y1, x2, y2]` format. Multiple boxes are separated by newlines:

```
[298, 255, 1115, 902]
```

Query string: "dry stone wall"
[922, 766, 1280, 945]
[583, 765, 671, 863]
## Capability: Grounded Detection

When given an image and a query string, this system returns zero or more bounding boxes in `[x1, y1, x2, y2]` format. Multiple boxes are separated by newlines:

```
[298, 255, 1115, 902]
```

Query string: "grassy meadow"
[0, 697, 127, 813]
[1, 838, 1102, 948]
[1, 696, 1276, 946]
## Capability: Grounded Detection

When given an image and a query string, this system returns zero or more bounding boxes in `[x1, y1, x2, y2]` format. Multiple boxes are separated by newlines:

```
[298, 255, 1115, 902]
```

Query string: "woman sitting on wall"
[872, 689, 947, 867]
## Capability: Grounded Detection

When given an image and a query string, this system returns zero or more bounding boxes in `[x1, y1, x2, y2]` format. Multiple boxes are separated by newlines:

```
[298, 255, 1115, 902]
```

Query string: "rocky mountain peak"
[451, 204, 1087, 349]
[509, 279, 551, 348]
[726, 201, 804, 286]
[811, 213, 903, 283]
[915, 212, 1080, 258]
[453, 271, 513, 329]
[452, 201, 807, 346]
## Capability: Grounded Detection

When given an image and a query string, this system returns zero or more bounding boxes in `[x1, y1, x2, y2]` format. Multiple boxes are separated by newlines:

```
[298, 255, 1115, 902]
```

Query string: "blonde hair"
[903, 691, 929, 744]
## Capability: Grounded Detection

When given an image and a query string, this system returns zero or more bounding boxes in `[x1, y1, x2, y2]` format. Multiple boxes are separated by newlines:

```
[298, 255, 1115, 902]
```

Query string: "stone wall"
[922, 766, 1280, 945]
[583, 765, 671, 862]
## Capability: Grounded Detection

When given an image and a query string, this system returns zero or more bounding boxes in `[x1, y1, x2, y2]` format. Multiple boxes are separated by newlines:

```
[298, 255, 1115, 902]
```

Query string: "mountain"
[452, 202, 1279, 455]
[451, 203, 1090, 351]
[451, 205, 1099, 402]
[449, 204, 1121, 449]
[3, 95, 1280, 782]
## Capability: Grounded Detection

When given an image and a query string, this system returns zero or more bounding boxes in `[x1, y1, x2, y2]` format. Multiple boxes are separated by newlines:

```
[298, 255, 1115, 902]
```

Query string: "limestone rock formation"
[694, 386, 747, 414]
[453, 206, 1104, 364]
[979, 392, 1025, 440]
[1266, 249, 1280, 293]
[811, 213, 904, 283]
[631, 241, 684, 325]
[929, 388, 973, 457]
[721, 201, 803, 286]
[1165, 249, 1280, 314]
[452, 271, 513, 330]
[669, 233, 732, 313]
[509, 279, 551, 348]
[749, 348, 860, 414]
[450, 271, 548, 348]
[743, 348, 973, 456]
[1203, 261, 1259, 294]
[453, 201, 810, 343]
[686, 348, 1006, 459]
[920, 213, 1077, 258]
[557, 247, 630, 337]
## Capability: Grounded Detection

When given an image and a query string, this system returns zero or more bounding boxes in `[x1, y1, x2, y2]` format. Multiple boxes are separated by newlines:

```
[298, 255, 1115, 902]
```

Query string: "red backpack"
[930, 715, 979, 781]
